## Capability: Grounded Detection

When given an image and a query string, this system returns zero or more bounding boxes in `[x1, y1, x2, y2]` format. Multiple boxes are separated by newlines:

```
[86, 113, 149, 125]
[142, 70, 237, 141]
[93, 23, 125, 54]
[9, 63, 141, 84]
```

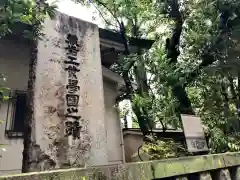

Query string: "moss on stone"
[152, 153, 225, 178]
[1, 153, 240, 180]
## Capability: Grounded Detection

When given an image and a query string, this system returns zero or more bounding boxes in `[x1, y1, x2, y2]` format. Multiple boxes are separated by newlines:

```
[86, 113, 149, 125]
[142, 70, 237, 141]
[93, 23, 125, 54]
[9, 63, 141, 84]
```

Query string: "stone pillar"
[30, 12, 108, 170]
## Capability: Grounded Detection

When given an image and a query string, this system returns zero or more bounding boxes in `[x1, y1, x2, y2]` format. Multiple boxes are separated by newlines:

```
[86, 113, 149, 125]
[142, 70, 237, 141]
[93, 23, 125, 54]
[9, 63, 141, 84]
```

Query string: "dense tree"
[74, 0, 240, 153]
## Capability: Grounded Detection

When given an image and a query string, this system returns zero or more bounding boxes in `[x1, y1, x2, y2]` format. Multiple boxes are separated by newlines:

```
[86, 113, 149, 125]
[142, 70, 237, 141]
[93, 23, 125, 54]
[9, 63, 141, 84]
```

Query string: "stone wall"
[1, 153, 240, 180]
[103, 80, 124, 164]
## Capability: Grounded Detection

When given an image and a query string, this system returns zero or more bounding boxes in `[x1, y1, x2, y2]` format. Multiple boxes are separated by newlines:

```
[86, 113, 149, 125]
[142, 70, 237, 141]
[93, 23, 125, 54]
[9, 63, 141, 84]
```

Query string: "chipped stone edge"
[2, 152, 240, 180]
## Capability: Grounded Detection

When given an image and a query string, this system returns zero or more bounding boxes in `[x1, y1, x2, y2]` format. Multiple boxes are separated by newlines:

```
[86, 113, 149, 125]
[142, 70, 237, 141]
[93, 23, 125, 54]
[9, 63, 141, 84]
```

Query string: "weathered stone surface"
[29, 11, 108, 171]
[219, 169, 231, 180]
[200, 172, 212, 180]
[228, 166, 240, 180]
[2, 153, 240, 180]
[209, 169, 231, 180]
[152, 153, 225, 178]
[222, 153, 240, 167]
[235, 167, 240, 180]
[207, 169, 231, 180]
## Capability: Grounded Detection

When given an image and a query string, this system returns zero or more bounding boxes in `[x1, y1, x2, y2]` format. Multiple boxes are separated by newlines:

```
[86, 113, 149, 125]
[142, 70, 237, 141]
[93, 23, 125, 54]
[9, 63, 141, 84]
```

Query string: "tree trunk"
[165, 0, 194, 115]
[118, 21, 154, 134]
[227, 75, 240, 131]
[220, 80, 230, 134]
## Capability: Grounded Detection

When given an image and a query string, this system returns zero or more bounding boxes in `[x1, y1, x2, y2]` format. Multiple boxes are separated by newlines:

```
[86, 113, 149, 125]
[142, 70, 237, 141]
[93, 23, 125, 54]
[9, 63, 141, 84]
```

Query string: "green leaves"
[0, 74, 10, 103]
[0, 0, 56, 39]
[72, 0, 240, 155]
[141, 136, 188, 160]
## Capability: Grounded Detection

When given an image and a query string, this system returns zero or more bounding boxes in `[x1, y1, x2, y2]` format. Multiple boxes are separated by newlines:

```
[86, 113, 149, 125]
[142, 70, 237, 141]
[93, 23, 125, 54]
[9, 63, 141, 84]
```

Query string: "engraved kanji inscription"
[66, 79, 80, 93]
[66, 94, 79, 107]
[66, 34, 79, 46]
[65, 114, 81, 120]
[64, 120, 81, 139]
[67, 107, 79, 114]
[65, 65, 80, 79]
[64, 60, 80, 66]
[63, 33, 85, 139]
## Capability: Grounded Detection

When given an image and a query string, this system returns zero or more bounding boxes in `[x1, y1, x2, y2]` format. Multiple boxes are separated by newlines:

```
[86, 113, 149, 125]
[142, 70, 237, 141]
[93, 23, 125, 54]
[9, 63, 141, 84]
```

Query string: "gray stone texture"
[30, 12, 108, 170]
[2, 153, 240, 180]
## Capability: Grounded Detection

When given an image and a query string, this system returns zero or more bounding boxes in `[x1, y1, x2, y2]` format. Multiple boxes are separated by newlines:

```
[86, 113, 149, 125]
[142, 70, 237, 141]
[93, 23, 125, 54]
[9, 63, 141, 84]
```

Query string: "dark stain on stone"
[54, 85, 65, 118]
[58, 12, 88, 39]
[55, 85, 64, 98]
[52, 139, 60, 146]
[52, 52, 59, 56]
[29, 143, 56, 171]
[68, 16, 78, 31]
[55, 138, 69, 168]
[57, 107, 65, 118]
[52, 37, 62, 48]
[46, 106, 57, 115]
[49, 58, 61, 64]
[33, 144, 40, 149]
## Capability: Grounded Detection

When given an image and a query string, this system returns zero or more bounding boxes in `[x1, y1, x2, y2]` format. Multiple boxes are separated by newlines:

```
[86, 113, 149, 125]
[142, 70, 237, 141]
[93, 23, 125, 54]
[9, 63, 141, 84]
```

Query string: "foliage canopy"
[74, 0, 240, 154]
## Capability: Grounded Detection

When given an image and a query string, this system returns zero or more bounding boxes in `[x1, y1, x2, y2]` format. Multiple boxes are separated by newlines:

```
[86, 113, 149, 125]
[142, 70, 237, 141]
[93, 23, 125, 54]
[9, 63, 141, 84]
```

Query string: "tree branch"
[228, 75, 237, 101]
[93, 0, 121, 27]
[90, 1, 118, 28]
[164, 0, 194, 114]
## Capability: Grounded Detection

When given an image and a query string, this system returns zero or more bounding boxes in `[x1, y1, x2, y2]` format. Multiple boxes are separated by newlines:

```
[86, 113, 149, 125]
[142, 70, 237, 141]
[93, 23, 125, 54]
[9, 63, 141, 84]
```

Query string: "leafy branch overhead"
[72, 0, 240, 153]
[0, 0, 56, 38]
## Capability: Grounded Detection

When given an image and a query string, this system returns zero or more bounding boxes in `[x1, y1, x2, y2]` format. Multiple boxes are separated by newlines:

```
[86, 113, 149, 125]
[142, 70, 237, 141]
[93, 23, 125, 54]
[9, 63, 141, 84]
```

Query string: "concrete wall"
[0, 39, 30, 175]
[123, 133, 144, 162]
[103, 80, 124, 164]
[123, 131, 155, 162]
[0, 38, 124, 174]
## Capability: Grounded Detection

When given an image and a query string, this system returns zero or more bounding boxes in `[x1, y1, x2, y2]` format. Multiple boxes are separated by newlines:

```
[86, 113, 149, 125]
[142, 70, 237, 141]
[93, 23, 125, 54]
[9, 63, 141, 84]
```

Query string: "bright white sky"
[52, 0, 104, 27]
